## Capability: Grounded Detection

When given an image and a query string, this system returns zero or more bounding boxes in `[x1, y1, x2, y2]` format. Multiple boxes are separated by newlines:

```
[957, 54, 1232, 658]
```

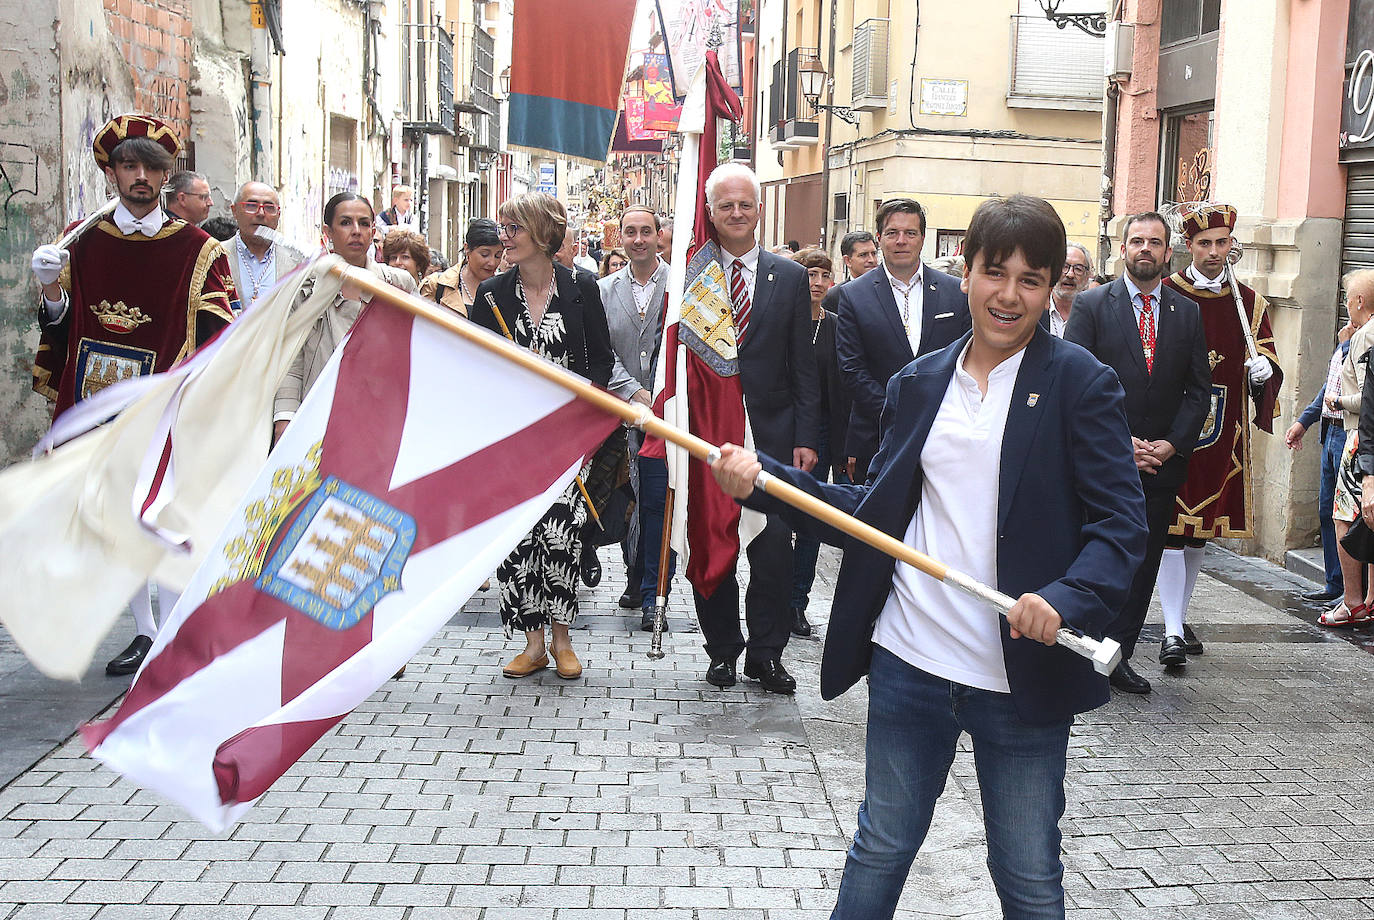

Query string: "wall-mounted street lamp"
[1035, 0, 1108, 38]
[797, 59, 860, 128]
[499, 67, 511, 98]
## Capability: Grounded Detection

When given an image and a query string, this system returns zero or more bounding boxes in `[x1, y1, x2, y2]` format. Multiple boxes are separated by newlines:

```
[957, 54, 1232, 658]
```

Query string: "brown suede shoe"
[502, 652, 549, 678]
[553, 648, 582, 680]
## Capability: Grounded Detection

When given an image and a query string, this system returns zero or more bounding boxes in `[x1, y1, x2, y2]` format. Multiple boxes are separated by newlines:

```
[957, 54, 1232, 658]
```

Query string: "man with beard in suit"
[1065, 212, 1211, 694]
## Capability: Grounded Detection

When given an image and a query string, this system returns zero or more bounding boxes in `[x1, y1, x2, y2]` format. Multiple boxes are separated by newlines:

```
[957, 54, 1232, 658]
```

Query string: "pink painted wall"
[1112, 0, 1163, 216]
[1275, 0, 1348, 220]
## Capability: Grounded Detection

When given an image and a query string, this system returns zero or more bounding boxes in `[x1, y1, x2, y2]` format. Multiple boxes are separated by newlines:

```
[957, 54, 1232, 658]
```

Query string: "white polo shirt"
[871, 340, 1026, 692]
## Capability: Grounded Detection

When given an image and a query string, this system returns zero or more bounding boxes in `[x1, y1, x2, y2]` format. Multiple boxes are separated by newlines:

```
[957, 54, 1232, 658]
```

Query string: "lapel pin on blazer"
[767, 272, 774, 282]
[1027, 393, 1040, 407]
[934, 311, 954, 320]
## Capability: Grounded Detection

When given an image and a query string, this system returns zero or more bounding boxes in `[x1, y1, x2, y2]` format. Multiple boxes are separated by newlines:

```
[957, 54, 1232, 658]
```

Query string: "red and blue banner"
[507, 0, 638, 165]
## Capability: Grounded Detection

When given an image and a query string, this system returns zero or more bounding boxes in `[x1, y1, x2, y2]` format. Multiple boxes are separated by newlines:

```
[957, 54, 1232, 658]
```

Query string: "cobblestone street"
[2, 545, 1374, 919]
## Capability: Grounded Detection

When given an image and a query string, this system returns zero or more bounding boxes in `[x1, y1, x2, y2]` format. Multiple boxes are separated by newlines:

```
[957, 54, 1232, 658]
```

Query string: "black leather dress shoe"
[1108, 659, 1151, 694]
[618, 586, 640, 609]
[106, 635, 153, 676]
[705, 658, 737, 688]
[579, 549, 602, 588]
[1159, 635, 1187, 668]
[743, 658, 796, 694]
[1181, 624, 1204, 656]
[1301, 588, 1341, 603]
[791, 607, 812, 638]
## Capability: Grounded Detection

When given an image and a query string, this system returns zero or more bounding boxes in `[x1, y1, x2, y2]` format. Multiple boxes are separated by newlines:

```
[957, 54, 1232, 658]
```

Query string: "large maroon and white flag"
[83, 297, 618, 830]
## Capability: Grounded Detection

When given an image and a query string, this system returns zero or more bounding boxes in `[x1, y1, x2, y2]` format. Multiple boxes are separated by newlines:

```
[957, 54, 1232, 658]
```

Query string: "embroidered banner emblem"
[258, 477, 415, 629]
[1196, 383, 1227, 450]
[679, 240, 740, 377]
[75, 338, 156, 401]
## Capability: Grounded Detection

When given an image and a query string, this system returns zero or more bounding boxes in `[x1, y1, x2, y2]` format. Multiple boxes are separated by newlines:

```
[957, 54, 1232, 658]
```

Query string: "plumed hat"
[1180, 203, 1237, 240]
[92, 114, 182, 169]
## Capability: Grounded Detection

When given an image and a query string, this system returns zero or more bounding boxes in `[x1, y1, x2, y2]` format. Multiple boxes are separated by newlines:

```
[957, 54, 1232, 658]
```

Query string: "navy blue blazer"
[835, 265, 970, 462]
[745, 328, 1147, 724]
[736, 249, 822, 458]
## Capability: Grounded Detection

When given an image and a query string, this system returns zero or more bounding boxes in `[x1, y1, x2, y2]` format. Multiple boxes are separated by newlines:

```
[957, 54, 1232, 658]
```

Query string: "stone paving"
[1, 545, 1374, 919]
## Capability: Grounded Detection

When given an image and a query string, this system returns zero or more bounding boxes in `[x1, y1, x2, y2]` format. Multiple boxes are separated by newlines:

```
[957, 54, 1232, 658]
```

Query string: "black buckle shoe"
[1181, 624, 1204, 656]
[1108, 659, 1151, 694]
[743, 657, 796, 694]
[791, 607, 812, 637]
[705, 658, 737, 688]
[1159, 635, 1187, 668]
[106, 635, 153, 676]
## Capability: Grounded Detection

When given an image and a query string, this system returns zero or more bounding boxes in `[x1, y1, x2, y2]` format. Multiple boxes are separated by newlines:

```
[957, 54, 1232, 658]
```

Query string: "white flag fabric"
[83, 294, 619, 831]
[0, 259, 338, 679]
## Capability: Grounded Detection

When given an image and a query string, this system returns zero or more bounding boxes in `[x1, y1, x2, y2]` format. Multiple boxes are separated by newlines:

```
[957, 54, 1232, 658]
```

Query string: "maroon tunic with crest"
[1161, 271, 1282, 539]
[33, 216, 237, 416]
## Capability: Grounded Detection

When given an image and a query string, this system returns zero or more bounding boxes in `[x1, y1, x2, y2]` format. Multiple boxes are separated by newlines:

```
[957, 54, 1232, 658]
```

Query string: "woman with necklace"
[467, 193, 614, 681]
[420, 218, 503, 316]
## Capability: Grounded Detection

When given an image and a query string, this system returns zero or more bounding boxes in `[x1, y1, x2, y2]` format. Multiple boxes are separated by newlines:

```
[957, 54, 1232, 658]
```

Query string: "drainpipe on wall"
[1098, 0, 1126, 269]
[248, 0, 274, 183]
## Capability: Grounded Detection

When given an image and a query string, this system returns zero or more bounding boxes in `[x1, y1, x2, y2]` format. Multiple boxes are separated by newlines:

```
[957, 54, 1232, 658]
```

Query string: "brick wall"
[100, 0, 193, 141]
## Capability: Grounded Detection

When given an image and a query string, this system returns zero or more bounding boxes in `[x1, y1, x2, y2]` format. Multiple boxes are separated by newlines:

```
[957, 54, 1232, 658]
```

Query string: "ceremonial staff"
[325, 260, 1123, 675]
[57, 199, 119, 250]
[1225, 243, 1261, 362]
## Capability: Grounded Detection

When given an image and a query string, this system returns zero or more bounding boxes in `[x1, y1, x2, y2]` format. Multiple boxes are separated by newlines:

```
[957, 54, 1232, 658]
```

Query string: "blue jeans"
[1320, 422, 1345, 595]
[637, 455, 678, 608]
[791, 447, 850, 611]
[830, 646, 1071, 920]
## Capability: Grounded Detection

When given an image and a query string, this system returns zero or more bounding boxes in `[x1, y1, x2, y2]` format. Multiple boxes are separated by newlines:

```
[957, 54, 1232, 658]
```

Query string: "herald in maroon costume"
[1161, 271, 1281, 538]
[31, 113, 237, 416]
[32, 219, 236, 415]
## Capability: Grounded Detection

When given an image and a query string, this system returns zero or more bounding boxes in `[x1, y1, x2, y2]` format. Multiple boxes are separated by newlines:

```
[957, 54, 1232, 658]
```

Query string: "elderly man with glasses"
[1044, 242, 1093, 338]
[225, 181, 302, 311]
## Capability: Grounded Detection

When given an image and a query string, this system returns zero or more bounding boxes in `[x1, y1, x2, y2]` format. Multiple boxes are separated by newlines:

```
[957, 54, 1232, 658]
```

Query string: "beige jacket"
[1337, 317, 1374, 431]
[418, 265, 470, 316]
[273, 256, 417, 422]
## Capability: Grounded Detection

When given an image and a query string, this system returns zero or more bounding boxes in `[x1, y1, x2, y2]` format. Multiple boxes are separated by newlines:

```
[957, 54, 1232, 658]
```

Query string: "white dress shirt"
[1048, 300, 1071, 338]
[630, 259, 668, 318]
[872, 340, 1026, 693]
[720, 244, 761, 305]
[886, 263, 925, 355]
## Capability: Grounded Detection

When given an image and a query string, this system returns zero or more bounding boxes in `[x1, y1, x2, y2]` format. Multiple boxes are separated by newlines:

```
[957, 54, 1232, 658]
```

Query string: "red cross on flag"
[82, 296, 618, 830]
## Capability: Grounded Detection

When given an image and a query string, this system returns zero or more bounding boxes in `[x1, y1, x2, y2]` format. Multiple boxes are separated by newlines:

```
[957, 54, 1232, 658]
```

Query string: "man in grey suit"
[599, 207, 673, 627]
[224, 181, 302, 311]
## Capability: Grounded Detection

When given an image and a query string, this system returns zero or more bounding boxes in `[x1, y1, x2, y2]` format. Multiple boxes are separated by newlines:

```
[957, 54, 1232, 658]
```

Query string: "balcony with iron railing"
[402, 22, 455, 135]
[784, 47, 821, 146]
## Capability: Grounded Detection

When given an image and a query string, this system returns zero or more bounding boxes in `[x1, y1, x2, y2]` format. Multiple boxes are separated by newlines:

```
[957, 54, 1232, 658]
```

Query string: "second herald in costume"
[1161, 206, 1282, 539]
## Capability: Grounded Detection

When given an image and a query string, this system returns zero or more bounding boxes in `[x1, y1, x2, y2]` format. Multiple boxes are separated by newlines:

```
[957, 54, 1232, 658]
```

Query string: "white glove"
[1246, 356, 1273, 386]
[31, 245, 68, 286]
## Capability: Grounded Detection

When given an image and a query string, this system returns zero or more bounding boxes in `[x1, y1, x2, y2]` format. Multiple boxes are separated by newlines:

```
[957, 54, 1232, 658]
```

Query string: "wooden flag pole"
[330, 262, 1122, 675]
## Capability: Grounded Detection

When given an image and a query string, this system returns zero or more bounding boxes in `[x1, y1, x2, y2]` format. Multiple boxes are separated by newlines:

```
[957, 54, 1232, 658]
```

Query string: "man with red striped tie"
[697, 162, 821, 695]
[1065, 212, 1211, 695]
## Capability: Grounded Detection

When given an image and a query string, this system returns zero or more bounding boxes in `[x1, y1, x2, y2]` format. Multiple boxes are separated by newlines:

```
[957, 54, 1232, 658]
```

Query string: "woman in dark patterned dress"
[469, 193, 614, 680]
